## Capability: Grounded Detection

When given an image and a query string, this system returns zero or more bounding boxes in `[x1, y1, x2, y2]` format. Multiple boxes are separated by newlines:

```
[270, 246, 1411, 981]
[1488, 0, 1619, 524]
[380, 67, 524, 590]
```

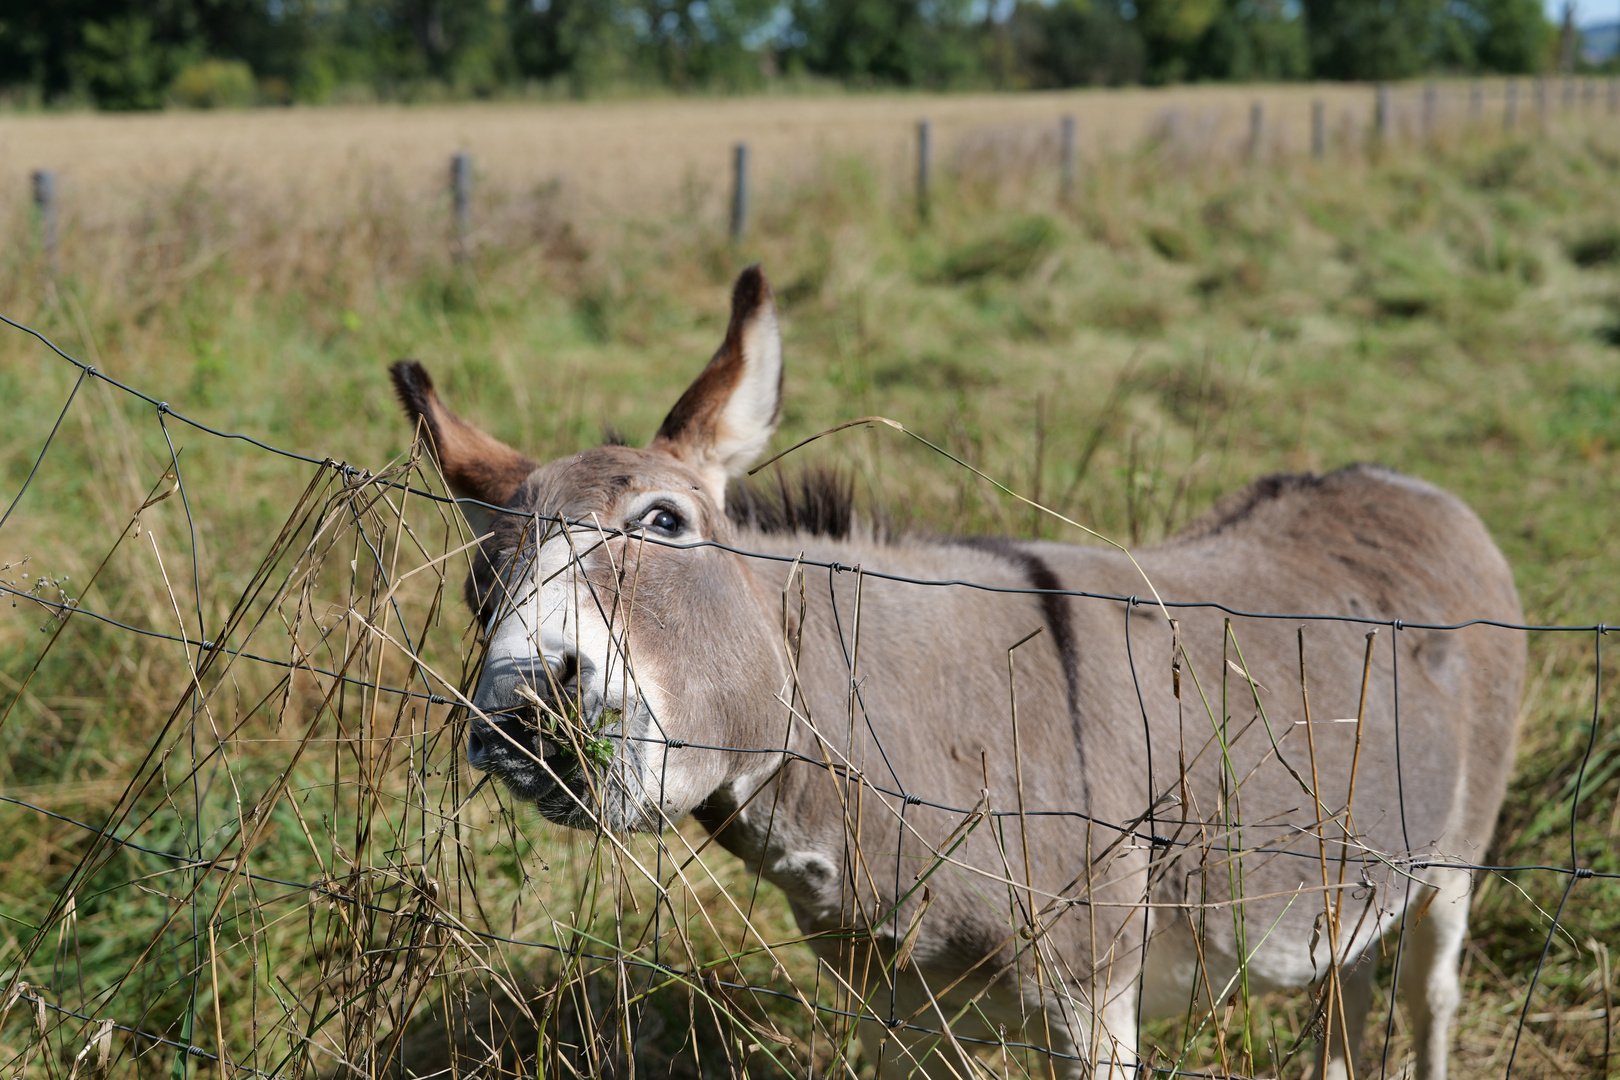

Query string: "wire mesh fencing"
[0, 307, 1616, 1080]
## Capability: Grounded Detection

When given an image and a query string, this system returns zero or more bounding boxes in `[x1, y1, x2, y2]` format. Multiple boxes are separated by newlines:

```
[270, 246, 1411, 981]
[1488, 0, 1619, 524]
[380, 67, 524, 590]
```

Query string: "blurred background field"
[1, 78, 1619, 1077]
[0, 85, 1388, 222]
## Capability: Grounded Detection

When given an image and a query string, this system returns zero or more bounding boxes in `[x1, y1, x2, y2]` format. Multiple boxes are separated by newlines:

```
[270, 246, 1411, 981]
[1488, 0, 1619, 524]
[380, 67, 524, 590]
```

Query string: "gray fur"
[397, 270, 1524, 1080]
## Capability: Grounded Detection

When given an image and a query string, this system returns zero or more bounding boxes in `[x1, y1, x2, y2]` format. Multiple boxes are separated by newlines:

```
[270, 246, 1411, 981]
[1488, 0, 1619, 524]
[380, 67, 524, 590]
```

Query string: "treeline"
[0, 0, 1571, 111]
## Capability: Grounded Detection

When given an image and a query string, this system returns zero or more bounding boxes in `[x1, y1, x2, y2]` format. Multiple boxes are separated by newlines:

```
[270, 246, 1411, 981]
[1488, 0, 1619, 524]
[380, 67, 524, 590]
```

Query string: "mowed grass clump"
[1, 111, 1618, 1077]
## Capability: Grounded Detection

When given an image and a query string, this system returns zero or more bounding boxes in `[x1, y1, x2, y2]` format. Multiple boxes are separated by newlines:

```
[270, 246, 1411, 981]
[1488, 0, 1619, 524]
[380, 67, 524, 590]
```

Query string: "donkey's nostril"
[467, 724, 488, 768]
[544, 652, 578, 687]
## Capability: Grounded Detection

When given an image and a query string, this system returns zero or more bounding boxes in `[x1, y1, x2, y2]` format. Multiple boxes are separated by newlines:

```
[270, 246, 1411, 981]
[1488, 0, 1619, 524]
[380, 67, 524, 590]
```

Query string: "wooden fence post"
[1610, 77, 1618, 116]
[450, 152, 472, 261]
[1311, 98, 1325, 160]
[1375, 83, 1391, 146]
[1422, 81, 1437, 144]
[1469, 81, 1482, 124]
[1060, 114, 1076, 202]
[730, 142, 750, 242]
[1248, 100, 1263, 160]
[32, 170, 57, 275]
[1505, 79, 1519, 133]
[916, 120, 931, 224]
[1535, 76, 1548, 132]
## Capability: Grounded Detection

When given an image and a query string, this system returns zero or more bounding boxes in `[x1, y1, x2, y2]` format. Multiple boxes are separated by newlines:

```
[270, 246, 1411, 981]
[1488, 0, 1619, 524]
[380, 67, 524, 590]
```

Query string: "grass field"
[1, 86, 1619, 1078]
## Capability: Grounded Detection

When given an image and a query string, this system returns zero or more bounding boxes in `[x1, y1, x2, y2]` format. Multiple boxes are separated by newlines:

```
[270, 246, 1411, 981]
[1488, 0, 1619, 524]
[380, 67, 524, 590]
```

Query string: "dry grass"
[1, 84, 1618, 1078]
[0, 79, 1570, 230]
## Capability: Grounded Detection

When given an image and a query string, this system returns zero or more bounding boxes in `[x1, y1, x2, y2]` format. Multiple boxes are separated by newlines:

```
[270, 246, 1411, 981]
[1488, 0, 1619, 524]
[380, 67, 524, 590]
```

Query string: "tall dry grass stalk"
[1, 86, 1619, 1078]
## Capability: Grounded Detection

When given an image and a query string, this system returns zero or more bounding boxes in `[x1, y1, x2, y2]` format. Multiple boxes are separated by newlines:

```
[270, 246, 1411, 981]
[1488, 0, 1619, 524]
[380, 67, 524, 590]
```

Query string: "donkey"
[388, 266, 1524, 1080]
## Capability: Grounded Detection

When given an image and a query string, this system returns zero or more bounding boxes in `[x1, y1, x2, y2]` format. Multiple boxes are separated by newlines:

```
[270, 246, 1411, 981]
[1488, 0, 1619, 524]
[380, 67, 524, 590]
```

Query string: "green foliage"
[1192, 0, 1310, 81]
[784, 0, 986, 87]
[0, 0, 1562, 105]
[933, 214, 1061, 282]
[1012, 0, 1309, 85]
[169, 56, 254, 106]
[1302, 0, 1549, 79]
[1011, 0, 1146, 87]
[1302, 0, 1447, 81]
[73, 15, 195, 109]
[1567, 224, 1620, 267]
[1463, 0, 1554, 74]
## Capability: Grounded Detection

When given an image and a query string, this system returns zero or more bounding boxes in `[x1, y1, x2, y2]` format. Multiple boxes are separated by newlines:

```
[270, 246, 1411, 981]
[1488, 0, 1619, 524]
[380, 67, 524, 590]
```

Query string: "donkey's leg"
[1311, 954, 1375, 1080]
[1397, 869, 1472, 1080]
[1079, 982, 1141, 1080]
[1015, 976, 1139, 1080]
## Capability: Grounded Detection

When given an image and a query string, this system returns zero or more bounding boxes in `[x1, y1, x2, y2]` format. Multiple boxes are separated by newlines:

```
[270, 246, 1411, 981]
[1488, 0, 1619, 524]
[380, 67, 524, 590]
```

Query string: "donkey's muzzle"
[466, 708, 543, 774]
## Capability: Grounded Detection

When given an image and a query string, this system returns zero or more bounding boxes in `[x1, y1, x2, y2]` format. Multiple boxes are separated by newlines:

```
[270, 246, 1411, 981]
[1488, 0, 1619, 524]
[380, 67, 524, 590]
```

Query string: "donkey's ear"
[651, 265, 782, 505]
[389, 360, 536, 534]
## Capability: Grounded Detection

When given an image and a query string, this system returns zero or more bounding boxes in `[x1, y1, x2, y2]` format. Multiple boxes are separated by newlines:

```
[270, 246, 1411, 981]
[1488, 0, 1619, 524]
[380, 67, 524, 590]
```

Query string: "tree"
[1134, 0, 1222, 81]
[1302, 0, 1448, 81]
[784, 0, 984, 86]
[1189, 0, 1309, 81]
[1010, 0, 1145, 88]
[0, 0, 308, 107]
[510, 0, 625, 89]
[73, 15, 193, 108]
[1461, 0, 1552, 73]
[630, 0, 780, 89]
[1303, 0, 1548, 78]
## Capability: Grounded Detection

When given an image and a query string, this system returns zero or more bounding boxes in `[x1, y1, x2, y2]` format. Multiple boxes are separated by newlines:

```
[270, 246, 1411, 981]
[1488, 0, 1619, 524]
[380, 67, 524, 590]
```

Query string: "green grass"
[1, 115, 1619, 1077]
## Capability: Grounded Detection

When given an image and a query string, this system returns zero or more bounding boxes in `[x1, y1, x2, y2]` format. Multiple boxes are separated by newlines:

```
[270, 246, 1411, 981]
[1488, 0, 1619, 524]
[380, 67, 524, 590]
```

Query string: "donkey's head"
[390, 267, 789, 832]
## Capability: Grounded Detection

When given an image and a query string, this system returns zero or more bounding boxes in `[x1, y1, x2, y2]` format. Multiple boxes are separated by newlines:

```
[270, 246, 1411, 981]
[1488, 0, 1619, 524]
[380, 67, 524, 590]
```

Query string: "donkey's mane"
[1169, 467, 1340, 542]
[727, 467, 857, 540]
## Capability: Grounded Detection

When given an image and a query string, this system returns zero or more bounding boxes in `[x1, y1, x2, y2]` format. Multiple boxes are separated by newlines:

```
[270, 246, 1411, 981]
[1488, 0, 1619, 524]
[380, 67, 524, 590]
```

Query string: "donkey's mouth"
[466, 692, 641, 818]
[465, 714, 559, 768]
[469, 699, 662, 832]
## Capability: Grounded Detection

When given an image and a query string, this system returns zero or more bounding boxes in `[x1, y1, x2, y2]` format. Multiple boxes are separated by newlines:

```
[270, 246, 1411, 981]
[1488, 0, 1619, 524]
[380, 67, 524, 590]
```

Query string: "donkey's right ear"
[389, 360, 536, 534]
[649, 265, 783, 506]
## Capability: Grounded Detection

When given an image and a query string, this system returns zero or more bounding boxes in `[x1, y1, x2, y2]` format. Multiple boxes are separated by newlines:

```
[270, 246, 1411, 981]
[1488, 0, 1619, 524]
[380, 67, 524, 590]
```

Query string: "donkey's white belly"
[1137, 901, 1401, 1018]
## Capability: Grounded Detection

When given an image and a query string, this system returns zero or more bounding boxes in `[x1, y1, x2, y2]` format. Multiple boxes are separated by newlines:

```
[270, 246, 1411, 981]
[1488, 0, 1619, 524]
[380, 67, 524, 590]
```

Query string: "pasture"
[1, 83, 1618, 1078]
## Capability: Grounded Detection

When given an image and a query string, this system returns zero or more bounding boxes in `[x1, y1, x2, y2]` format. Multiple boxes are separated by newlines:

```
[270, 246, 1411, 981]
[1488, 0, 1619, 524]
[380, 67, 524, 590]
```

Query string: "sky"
[1553, 0, 1620, 25]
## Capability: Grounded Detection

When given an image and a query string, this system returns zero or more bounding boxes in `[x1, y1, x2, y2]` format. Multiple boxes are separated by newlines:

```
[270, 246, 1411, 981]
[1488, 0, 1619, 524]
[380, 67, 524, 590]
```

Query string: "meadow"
[1, 83, 1618, 1078]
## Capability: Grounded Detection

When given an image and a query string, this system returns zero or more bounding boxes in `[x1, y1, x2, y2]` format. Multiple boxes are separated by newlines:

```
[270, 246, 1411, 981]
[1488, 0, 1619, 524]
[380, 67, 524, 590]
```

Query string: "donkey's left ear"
[650, 265, 782, 506]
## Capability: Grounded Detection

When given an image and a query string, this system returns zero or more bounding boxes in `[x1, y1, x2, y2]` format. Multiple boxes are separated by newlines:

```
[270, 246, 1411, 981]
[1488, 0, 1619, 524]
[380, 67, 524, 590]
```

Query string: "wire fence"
[0, 288, 1616, 1080]
[13, 76, 1620, 272]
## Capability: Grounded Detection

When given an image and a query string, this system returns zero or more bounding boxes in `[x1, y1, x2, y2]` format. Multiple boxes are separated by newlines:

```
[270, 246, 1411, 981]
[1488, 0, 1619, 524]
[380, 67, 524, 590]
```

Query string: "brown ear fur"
[650, 265, 782, 498]
[389, 360, 536, 514]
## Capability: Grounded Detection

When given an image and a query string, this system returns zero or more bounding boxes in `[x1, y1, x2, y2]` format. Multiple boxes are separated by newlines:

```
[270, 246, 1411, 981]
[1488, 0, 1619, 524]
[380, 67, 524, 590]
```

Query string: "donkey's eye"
[639, 506, 684, 535]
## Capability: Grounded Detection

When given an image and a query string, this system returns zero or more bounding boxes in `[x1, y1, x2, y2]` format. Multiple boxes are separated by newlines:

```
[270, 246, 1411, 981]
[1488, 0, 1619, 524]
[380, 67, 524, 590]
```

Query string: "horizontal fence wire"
[1, 290, 1615, 1080]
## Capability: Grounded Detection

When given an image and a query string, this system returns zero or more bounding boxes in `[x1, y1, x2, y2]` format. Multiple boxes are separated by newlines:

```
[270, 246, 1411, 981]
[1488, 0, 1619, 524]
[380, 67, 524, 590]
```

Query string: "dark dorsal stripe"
[957, 537, 1087, 793]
